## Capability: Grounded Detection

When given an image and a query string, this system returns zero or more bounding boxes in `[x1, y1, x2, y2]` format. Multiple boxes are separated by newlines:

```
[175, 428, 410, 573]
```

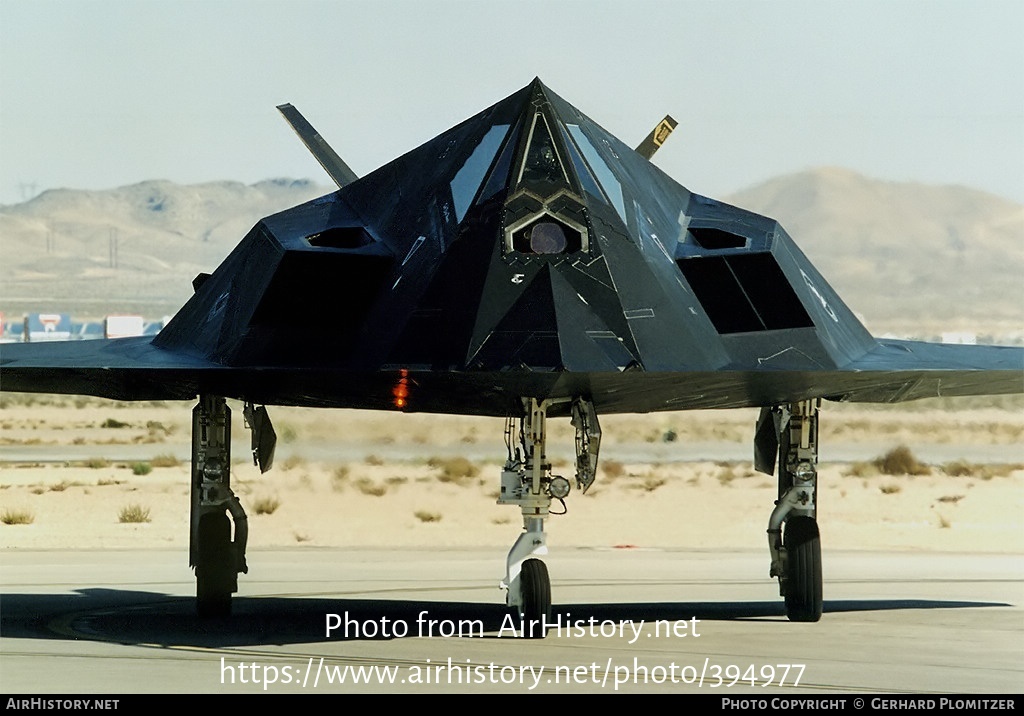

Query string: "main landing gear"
[189, 395, 275, 617]
[756, 399, 822, 622]
[184, 392, 823, 626]
[497, 397, 600, 638]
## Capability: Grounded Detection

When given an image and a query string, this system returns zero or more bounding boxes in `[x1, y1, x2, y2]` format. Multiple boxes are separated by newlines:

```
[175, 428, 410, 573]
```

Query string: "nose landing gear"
[498, 397, 600, 637]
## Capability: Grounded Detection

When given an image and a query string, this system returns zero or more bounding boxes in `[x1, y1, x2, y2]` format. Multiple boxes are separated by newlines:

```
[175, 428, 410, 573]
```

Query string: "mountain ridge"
[1, 169, 1020, 340]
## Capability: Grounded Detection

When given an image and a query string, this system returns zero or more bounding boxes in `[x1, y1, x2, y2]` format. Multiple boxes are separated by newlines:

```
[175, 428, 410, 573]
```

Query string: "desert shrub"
[355, 478, 387, 496]
[331, 465, 350, 491]
[131, 462, 152, 476]
[145, 420, 171, 435]
[428, 456, 479, 482]
[252, 496, 281, 515]
[150, 454, 180, 468]
[280, 454, 306, 471]
[879, 484, 901, 494]
[101, 418, 130, 429]
[85, 458, 111, 469]
[942, 460, 976, 477]
[641, 476, 666, 492]
[414, 510, 442, 523]
[716, 466, 738, 485]
[844, 461, 877, 477]
[874, 446, 930, 476]
[978, 463, 1024, 480]
[601, 460, 625, 479]
[118, 504, 151, 523]
[1, 508, 34, 525]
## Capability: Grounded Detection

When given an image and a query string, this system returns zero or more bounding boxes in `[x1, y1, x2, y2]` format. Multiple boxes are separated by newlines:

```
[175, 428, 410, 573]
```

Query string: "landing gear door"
[572, 399, 601, 493]
[244, 403, 277, 474]
[754, 406, 782, 476]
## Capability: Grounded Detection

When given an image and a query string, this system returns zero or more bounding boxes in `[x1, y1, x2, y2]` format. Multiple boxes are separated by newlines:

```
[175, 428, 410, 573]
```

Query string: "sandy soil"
[1, 397, 1022, 554]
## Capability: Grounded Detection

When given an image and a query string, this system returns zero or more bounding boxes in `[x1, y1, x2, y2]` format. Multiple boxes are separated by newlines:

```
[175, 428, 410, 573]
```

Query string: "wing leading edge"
[1, 79, 1021, 414]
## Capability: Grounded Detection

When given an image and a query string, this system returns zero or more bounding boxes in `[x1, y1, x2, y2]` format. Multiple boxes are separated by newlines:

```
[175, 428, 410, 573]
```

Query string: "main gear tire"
[196, 511, 234, 618]
[783, 516, 822, 622]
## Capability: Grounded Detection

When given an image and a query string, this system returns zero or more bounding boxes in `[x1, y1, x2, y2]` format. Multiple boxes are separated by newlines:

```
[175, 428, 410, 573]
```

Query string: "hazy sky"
[1, 0, 1022, 206]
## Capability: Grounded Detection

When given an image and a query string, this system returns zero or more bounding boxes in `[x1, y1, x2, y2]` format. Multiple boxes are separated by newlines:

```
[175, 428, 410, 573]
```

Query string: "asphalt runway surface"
[1, 547, 1021, 694]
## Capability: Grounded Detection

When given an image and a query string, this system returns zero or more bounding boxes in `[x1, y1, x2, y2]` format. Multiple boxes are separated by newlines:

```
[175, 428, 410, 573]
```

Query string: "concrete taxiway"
[1, 547, 1021, 693]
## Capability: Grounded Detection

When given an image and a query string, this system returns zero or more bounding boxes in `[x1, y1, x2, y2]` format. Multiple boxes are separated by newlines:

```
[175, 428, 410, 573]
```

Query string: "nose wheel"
[498, 397, 600, 638]
[519, 558, 552, 638]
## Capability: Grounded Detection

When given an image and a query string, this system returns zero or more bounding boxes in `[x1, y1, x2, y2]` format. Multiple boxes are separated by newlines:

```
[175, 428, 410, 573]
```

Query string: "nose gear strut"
[498, 396, 601, 637]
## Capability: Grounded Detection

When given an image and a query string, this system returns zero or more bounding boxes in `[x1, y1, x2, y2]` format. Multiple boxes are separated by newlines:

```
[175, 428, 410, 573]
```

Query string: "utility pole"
[109, 227, 119, 268]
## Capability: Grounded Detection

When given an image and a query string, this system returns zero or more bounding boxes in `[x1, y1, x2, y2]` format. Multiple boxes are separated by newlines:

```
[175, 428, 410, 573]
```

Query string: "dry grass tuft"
[943, 460, 976, 477]
[716, 466, 738, 486]
[118, 504, 151, 523]
[874, 446, 931, 476]
[150, 454, 180, 468]
[331, 465, 350, 491]
[601, 460, 626, 479]
[414, 510, 442, 523]
[252, 496, 281, 515]
[85, 458, 111, 469]
[845, 461, 878, 477]
[1, 508, 35, 525]
[879, 483, 902, 495]
[940, 459, 1024, 480]
[101, 418, 130, 429]
[355, 478, 387, 497]
[428, 456, 479, 483]
[280, 454, 306, 471]
[937, 494, 965, 504]
[364, 454, 384, 466]
[640, 476, 666, 492]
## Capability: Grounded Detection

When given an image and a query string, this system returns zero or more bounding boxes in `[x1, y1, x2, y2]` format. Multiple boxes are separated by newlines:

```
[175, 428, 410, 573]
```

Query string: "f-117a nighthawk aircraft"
[2, 79, 1021, 633]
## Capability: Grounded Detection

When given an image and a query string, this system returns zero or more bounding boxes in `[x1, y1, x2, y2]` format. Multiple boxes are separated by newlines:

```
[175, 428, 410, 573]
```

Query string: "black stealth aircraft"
[2, 79, 1021, 630]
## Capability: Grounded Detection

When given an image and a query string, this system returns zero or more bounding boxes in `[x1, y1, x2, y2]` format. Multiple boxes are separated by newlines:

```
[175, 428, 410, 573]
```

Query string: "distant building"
[104, 315, 145, 339]
[24, 313, 72, 342]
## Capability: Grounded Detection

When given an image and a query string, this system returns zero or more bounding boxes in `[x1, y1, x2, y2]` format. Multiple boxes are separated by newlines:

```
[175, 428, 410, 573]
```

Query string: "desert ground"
[1, 393, 1021, 556]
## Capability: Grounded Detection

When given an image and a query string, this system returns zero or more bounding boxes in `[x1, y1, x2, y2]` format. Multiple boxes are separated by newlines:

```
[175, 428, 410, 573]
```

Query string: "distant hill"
[724, 167, 1023, 340]
[0, 179, 327, 318]
[1, 170, 1020, 341]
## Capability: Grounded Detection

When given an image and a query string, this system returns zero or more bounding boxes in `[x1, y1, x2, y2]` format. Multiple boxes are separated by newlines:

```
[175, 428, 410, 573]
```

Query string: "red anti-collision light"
[392, 369, 410, 409]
